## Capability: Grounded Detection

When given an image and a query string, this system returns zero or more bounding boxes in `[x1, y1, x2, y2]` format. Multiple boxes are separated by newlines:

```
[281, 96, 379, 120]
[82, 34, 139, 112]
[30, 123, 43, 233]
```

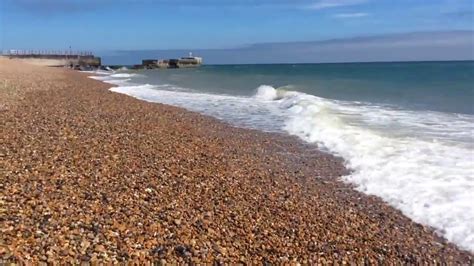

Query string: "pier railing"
[2, 50, 93, 57]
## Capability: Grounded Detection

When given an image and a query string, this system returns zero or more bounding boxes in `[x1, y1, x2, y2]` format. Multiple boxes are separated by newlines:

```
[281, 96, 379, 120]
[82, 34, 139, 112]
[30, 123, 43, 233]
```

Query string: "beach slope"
[0, 59, 472, 263]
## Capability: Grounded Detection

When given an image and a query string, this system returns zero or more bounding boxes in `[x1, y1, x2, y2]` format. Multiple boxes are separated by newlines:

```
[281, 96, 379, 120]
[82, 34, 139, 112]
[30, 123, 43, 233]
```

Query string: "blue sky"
[1, 0, 473, 63]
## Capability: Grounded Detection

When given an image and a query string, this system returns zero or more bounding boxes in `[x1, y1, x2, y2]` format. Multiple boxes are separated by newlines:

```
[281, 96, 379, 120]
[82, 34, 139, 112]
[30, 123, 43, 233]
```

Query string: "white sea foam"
[97, 72, 474, 252]
[255, 85, 279, 100]
[110, 84, 157, 92]
[89, 74, 135, 86]
[109, 83, 287, 132]
[259, 86, 474, 252]
[110, 73, 139, 78]
[89, 75, 111, 81]
[255, 85, 298, 101]
[81, 70, 111, 75]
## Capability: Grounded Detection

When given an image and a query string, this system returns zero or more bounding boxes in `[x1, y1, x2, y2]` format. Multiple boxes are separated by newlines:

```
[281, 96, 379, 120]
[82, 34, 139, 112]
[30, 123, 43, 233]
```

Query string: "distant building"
[139, 53, 203, 69]
[177, 53, 203, 68]
[157, 60, 170, 69]
[142, 59, 158, 69]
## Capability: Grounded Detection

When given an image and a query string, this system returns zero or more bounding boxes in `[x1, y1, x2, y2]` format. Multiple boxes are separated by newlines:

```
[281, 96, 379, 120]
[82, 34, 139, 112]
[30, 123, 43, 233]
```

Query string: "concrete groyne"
[1, 50, 101, 68]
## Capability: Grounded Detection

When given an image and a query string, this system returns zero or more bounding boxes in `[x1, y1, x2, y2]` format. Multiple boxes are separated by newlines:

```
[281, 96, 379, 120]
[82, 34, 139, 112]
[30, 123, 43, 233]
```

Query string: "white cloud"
[333, 12, 369, 18]
[307, 0, 368, 10]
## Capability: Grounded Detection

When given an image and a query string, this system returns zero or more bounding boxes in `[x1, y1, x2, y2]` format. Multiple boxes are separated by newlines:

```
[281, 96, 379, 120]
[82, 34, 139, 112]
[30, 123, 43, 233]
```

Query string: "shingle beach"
[1, 59, 472, 264]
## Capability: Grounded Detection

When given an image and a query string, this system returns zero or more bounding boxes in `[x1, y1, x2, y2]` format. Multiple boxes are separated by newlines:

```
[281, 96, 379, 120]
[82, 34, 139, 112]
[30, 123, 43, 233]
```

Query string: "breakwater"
[1, 50, 101, 68]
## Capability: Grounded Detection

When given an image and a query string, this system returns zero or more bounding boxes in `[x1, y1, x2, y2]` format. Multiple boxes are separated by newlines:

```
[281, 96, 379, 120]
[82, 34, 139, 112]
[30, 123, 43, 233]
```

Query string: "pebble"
[0, 59, 472, 264]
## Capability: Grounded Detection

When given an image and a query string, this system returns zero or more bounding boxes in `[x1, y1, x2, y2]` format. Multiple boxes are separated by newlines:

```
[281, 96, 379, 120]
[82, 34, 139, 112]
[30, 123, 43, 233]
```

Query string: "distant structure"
[141, 52, 203, 69]
[1, 49, 101, 68]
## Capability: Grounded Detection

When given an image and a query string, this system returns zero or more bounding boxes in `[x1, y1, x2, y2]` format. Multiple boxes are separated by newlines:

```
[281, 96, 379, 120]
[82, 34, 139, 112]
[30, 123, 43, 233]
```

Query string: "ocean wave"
[255, 85, 299, 101]
[110, 84, 157, 93]
[108, 83, 287, 132]
[81, 70, 111, 75]
[258, 85, 474, 252]
[101, 74, 474, 252]
[110, 73, 139, 78]
[89, 72, 142, 86]
[89, 75, 111, 81]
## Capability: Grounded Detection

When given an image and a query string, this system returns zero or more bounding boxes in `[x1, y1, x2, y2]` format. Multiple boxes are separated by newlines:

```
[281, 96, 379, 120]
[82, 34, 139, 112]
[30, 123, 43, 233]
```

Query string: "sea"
[88, 61, 474, 252]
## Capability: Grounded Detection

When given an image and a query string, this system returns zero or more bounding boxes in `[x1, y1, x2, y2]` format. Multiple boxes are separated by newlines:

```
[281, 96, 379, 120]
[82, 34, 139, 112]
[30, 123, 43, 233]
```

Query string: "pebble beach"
[1, 59, 472, 264]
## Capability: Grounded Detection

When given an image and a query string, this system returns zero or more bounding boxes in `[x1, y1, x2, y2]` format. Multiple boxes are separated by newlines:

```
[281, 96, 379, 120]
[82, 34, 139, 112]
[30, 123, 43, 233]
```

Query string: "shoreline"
[1, 59, 472, 263]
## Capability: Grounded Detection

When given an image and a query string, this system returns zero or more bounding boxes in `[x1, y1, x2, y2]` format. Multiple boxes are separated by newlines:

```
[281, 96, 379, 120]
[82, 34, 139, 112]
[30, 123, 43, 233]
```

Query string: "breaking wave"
[93, 73, 474, 252]
[256, 85, 474, 252]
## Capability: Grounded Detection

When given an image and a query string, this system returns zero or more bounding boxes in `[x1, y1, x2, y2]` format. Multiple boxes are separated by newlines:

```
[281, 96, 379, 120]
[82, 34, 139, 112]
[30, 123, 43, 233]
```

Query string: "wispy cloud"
[7, 0, 369, 14]
[307, 0, 368, 10]
[104, 31, 474, 64]
[333, 12, 369, 18]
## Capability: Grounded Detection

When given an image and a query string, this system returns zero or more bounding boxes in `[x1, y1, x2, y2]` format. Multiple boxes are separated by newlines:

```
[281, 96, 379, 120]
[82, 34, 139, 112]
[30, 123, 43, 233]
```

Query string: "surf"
[257, 85, 474, 252]
[92, 69, 474, 252]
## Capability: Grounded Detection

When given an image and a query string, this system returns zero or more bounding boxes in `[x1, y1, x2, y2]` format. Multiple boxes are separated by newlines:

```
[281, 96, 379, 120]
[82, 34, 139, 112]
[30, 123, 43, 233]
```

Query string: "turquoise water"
[89, 61, 474, 252]
[131, 61, 474, 114]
